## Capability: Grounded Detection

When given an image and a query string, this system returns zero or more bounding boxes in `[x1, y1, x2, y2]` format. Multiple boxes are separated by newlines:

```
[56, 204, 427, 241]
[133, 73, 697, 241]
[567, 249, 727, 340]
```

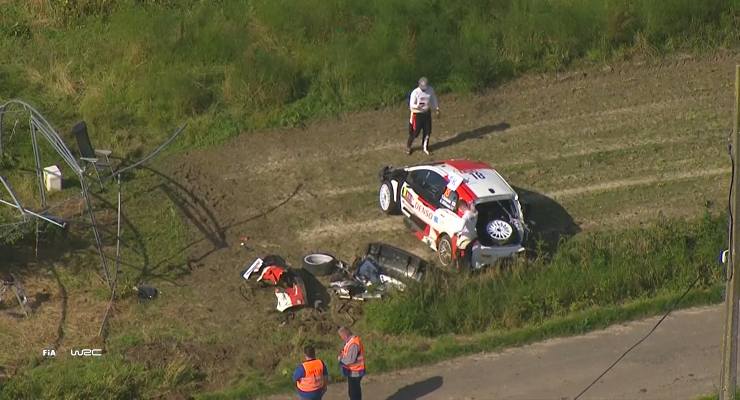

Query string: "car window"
[406, 170, 428, 193]
[424, 171, 447, 203]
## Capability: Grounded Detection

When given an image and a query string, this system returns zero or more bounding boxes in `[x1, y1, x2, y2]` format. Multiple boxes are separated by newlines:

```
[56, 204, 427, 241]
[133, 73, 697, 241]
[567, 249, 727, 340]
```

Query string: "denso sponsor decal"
[414, 201, 434, 221]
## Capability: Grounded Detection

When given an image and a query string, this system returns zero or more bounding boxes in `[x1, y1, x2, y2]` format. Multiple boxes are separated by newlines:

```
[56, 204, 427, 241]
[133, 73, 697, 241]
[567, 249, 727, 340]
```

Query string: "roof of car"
[437, 159, 517, 200]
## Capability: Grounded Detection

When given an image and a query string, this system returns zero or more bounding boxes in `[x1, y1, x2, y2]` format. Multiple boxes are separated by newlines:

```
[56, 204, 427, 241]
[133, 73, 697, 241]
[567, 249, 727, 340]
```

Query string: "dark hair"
[304, 345, 316, 359]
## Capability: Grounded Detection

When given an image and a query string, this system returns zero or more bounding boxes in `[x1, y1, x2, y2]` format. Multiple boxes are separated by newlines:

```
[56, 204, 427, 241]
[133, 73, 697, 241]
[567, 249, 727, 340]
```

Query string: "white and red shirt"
[409, 86, 439, 113]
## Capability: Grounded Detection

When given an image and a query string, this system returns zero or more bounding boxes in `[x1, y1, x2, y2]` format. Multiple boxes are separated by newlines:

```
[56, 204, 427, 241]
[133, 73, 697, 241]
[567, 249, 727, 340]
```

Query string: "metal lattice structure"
[0, 99, 112, 287]
[0, 98, 185, 334]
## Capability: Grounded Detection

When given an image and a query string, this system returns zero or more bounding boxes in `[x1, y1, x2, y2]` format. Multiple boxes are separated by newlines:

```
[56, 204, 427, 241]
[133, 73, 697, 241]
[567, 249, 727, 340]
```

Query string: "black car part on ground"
[135, 285, 158, 301]
[364, 242, 426, 282]
[302, 253, 338, 276]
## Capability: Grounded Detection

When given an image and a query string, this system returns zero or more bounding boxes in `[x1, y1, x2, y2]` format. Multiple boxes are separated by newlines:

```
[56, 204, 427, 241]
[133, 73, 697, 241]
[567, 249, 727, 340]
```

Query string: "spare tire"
[302, 253, 338, 276]
[486, 219, 514, 245]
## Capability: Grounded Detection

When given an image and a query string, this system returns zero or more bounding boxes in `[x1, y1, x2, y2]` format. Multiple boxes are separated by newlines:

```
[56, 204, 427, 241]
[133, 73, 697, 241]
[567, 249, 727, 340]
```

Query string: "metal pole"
[81, 176, 111, 288]
[99, 174, 122, 338]
[0, 104, 5, 155]
[30, 121, 47, 209]
[721, 64, 740, 400]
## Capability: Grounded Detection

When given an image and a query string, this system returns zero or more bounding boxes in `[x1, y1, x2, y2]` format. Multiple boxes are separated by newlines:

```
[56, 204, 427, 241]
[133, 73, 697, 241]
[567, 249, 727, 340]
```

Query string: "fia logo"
[42, 349, 56, 357]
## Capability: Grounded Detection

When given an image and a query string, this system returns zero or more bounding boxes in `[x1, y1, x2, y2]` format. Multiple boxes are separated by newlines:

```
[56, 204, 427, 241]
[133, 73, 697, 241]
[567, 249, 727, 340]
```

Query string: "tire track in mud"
[223, 94, 713, 179]
[547, 167, 729, 199]
[299, 133, 713, 200]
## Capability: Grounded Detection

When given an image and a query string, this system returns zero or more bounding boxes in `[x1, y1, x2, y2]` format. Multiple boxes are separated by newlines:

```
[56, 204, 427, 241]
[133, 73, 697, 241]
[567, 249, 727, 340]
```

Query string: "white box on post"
[43, 165, 62, 192]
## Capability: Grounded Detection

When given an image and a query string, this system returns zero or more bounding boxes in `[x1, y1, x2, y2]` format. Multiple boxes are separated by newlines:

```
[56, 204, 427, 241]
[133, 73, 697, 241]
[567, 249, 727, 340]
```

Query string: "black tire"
[436, 235, 455, 269]
[302, 253, 338, 276]
[379, 181, 400, 215]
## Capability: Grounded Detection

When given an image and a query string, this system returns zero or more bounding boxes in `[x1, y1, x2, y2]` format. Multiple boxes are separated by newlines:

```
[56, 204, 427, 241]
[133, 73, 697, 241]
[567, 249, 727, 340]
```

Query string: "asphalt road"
[268, 305, 724, 400]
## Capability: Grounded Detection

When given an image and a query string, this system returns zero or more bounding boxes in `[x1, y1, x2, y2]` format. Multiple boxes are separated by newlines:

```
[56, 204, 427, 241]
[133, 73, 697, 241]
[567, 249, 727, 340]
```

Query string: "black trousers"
[407, 111, 432, 149]
[347, 376, 362, 400]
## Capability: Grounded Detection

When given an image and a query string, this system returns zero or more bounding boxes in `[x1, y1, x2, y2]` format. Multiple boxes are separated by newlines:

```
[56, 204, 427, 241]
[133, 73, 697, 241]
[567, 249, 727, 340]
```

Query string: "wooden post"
[720, 64, 740, 400]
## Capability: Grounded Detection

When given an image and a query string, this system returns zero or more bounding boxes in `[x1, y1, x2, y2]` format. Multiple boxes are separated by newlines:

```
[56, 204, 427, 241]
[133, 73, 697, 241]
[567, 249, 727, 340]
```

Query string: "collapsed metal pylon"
[0, 99, 112, 288]
[0, 99, 186, 336]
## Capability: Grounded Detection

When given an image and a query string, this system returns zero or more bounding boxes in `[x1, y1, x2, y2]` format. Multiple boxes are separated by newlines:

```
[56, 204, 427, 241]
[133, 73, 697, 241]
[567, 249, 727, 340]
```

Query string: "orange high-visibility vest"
[341, 336, 365, 373]
[296, 359, 325, 392]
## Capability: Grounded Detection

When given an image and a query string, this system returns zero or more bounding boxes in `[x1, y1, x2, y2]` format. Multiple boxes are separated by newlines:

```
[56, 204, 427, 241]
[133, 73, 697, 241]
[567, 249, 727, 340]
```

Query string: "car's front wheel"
[437, 235, 455, 268]
[379, 181, 400, 215]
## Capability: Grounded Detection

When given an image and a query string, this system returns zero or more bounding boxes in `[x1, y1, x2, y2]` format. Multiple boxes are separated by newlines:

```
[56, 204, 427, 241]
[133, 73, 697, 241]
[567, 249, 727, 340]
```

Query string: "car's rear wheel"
[437, 235, 454, 268]
[379, 181, 400, 215]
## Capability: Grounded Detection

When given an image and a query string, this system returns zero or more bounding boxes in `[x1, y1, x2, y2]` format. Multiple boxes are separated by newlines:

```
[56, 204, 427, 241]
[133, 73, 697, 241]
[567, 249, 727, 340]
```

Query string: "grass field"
[0, 0, 736, 153]
[0, 1, 739, 398]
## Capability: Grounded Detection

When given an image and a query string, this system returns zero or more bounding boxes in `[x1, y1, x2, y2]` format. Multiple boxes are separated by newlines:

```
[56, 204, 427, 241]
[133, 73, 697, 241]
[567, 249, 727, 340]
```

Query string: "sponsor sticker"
[402, 185, 414, 204]
[413, 201, 434, 221]
[447, 173, 464, 191]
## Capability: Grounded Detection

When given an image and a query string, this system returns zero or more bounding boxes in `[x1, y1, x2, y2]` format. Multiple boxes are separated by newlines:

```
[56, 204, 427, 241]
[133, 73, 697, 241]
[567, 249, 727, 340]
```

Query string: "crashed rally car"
[378, 159, 527, 269]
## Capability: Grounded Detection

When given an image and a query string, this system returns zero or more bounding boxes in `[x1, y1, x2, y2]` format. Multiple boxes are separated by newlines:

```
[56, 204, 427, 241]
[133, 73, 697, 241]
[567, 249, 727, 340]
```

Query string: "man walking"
[293, 345, 329, 399]
[337, 326, 365, 400]
[407, 76, 440, 155]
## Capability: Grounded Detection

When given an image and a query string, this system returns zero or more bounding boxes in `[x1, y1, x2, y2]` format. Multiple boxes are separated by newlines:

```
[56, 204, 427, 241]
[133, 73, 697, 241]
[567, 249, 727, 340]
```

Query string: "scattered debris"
[302, 253, 338, 276]
[241, 245, 428, 309]
[241, 254, 307, 312]
[135, 285, 158, 301]
[275, 281, 306, 312]
[328, 243, 428, 301]
[365, 242, 426, 282]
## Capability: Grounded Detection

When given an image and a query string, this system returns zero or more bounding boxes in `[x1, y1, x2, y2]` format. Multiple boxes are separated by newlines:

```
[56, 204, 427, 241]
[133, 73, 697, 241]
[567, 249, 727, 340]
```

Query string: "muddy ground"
[0, 51, 737, 395]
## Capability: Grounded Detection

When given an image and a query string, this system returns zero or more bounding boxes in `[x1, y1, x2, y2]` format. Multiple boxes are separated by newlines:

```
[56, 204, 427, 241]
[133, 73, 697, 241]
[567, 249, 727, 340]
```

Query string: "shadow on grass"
[429, 122, 510, 152]
[121, 164, 302, 283]
[514, 186, 580, 254]
[295, 268, 331, 309]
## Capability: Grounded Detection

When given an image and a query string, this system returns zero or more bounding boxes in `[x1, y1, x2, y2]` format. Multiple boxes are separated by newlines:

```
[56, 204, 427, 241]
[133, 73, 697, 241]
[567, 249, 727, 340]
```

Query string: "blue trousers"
[347, 376, 362, 400]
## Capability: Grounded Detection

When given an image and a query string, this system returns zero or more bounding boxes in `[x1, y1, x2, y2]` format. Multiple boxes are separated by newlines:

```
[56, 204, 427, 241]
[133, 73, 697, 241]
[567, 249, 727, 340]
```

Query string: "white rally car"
[378, 159, 527, 269]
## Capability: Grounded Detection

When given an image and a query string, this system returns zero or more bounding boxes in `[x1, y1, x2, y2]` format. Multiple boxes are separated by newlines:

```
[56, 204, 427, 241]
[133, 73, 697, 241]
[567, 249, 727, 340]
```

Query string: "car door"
[400, 168, 427, 214]
[401, 168, 445, 225]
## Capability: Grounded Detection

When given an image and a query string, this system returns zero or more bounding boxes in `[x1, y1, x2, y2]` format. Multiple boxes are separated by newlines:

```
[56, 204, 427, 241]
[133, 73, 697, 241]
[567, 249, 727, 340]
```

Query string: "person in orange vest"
[293, 345, 328, 399]
[337, 326, 365, 400]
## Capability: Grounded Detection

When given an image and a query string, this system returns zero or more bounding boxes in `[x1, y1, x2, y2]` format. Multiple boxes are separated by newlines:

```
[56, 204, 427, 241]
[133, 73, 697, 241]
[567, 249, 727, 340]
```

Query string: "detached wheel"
[379, 181, 400, 215]
[437, 235, 454, 268]
[302, 253, 337, 276]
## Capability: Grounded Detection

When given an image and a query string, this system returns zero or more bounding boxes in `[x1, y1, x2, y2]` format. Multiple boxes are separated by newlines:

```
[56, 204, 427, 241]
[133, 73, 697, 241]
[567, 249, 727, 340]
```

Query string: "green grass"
[365, 213, 724, 336]
[0, 355, 203, 400]
[0, 0, 737, 156]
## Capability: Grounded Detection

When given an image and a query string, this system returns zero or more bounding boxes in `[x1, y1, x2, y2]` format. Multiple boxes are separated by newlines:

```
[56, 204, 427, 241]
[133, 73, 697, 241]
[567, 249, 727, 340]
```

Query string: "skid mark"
[548, 167, 729, 199]
[225, 95, 712, 179]
[302, 134, 714, 200]
[299, 217, 403, 241]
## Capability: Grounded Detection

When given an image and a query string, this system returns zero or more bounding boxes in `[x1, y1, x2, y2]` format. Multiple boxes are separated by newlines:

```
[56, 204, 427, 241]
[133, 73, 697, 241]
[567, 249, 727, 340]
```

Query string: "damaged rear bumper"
[470, 243, 525, 269]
